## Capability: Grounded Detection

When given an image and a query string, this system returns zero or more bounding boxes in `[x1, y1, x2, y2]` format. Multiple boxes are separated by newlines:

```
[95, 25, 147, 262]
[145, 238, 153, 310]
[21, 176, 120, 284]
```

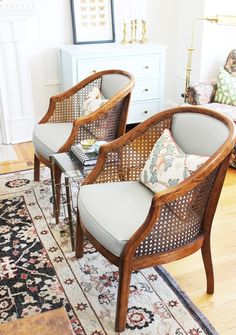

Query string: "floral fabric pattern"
[139, 129, 209, 193]
[186, 81, 217, 105]
[83, 87, 108, 116]
[0, 169, 219, 334]
[224, 49, 236, 76]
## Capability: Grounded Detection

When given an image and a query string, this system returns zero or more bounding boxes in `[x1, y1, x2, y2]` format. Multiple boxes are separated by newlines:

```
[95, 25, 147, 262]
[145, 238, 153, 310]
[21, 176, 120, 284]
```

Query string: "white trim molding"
[0, 0, 37, 143]
[0, 0, 36, 20]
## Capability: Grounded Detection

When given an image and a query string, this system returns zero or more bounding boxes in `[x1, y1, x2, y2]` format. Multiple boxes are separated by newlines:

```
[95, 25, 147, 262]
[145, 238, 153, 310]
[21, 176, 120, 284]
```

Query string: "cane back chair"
[33, 69, 135, 182]
[75, 105, 235, 332]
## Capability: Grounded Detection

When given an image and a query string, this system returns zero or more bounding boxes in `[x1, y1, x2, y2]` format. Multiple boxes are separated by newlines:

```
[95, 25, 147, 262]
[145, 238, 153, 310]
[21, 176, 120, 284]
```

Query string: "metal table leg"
[65, 176, 75, 251]
[50, 155, 60, 225]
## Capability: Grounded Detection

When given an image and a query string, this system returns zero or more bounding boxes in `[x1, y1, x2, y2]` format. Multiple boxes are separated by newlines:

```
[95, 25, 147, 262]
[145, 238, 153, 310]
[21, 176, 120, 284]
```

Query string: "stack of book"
[71, 144, 98, 171]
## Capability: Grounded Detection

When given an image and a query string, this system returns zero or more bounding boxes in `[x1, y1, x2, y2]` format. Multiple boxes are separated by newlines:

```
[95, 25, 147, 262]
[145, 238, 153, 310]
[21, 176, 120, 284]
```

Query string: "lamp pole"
[183, 16, 219, 103]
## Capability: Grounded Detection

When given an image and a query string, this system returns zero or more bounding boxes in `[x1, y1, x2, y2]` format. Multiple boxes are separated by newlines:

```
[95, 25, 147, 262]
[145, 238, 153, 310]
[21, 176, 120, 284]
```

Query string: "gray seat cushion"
[33, 123, 73, 160]
[78, 181, 154, 256]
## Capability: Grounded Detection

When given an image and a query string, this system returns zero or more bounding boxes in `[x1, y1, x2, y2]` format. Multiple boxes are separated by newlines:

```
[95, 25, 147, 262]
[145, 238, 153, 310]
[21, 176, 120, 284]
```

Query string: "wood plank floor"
[0, 307, 74, 335]
[1, 141, 236, 334]
[0, 142, 34, 173]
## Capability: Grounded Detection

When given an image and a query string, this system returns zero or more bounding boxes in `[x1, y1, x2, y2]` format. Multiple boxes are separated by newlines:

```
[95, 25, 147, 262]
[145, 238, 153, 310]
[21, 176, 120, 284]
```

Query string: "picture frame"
[70, 0, 115, 45]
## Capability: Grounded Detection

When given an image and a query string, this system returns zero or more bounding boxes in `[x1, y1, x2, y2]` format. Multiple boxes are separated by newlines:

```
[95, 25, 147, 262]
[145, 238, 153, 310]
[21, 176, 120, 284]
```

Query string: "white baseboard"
[7, 116, 35, 144]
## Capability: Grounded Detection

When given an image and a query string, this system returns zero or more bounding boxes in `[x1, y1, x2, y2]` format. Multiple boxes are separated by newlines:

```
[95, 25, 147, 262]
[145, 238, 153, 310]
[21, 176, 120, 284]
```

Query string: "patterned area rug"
[0, 169, 218, 335]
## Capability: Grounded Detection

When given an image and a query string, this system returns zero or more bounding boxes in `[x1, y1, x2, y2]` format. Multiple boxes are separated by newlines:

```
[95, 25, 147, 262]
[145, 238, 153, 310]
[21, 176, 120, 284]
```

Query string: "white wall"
[1, 0, 236, 143]
[31, 0, 73, 119]
[18, 0, 207, 119]
[200, 0, 236, 80]
[147, 0, 205, 106]
[0, 0, 73, 144]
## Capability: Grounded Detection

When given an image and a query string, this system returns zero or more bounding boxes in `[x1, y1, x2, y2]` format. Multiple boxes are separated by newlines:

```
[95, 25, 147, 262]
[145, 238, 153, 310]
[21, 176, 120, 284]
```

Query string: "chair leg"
[115, 258, 133, 332]
[34, 155, 40, 181]
[201, 237, 214, 294]
[75, 212, 84, 258]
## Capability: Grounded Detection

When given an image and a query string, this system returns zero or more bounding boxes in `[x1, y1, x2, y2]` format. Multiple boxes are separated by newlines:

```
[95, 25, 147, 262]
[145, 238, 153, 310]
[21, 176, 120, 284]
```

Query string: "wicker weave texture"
[88, 112, 222, 257]
[135, 168, 218, 257]
[74, 100, 125, 144]
[93, 117, 173, 184]
[48, 79, 102, 123]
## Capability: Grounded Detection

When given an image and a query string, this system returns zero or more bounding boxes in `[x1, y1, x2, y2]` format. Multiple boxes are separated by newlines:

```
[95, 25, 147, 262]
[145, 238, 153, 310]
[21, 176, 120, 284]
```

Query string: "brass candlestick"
[121, 21, 128, 44]
[139, 20, 148, 44]
[134, 19, 138, 43]
[129, 20, 135, 44]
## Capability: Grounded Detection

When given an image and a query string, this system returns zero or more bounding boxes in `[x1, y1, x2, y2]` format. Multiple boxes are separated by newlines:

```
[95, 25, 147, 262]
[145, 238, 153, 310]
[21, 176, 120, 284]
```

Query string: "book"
[71, 145, 98, 166]
[77, 161, 96, 173]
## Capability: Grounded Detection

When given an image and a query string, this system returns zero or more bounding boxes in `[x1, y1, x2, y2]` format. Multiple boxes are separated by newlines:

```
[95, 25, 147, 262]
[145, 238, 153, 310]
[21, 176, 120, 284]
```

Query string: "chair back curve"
[171, 112, 229, 156]
[101, 73, 131, 98]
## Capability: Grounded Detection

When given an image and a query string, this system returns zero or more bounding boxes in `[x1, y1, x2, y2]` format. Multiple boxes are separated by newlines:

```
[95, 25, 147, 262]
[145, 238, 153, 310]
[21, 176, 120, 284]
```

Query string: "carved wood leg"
[115, 258, 133, 332]
[75, 212, 84, 258]
[201, 237, 214, 294]
[34, 155, 40, 181]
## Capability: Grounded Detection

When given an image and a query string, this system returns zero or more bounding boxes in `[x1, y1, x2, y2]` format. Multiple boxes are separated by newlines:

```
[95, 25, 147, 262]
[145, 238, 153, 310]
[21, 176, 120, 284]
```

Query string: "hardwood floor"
[1, 141, 236, 334]
[0, 142, 34, 173]
[0, 307, 74, 335]
[165, 166, 236, 335]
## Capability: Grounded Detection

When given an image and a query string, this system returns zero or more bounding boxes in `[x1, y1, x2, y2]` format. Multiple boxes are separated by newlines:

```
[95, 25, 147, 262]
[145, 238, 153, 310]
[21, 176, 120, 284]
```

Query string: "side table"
[50, 152, 89, 251]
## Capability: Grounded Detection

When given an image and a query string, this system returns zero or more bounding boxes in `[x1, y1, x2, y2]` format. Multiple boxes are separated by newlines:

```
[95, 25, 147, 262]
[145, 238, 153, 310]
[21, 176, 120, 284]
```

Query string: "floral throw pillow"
[139, 129, 209, 193]
[214, 67, 236, 106]
[83, 87, 108, 116]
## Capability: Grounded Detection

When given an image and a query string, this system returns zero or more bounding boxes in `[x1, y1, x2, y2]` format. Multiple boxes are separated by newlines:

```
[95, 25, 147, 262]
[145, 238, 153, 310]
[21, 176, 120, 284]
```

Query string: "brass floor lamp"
[184, 15, 236, 103]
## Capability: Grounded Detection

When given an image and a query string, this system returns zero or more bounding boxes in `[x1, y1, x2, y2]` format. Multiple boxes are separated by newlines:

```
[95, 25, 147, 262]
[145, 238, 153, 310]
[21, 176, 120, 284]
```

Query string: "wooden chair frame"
[76, 106, 235, 332]
[33, 69, 135, 182]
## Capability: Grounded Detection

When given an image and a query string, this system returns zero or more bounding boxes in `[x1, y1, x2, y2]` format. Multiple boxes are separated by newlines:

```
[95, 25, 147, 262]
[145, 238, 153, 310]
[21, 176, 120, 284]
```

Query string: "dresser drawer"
[128, 100, 161, 124]
[76, 54, 161, 81]
[132, 78, 160, 101]
[129, 54, 161, 77]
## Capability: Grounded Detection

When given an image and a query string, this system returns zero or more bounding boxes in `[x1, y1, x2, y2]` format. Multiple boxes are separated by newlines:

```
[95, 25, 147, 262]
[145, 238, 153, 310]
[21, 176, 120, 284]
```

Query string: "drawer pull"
[144, 65, 149, 69]
[144, 88, 149, 92]
[144, 110, 148, 114]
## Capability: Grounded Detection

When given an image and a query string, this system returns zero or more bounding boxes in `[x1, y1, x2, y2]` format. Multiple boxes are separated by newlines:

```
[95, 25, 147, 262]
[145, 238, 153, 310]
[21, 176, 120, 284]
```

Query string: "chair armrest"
[82, 136, 145, 185]
[81, 113, 169, 185]
[128, 156, 229, 260]
[186, 80, 217, 105]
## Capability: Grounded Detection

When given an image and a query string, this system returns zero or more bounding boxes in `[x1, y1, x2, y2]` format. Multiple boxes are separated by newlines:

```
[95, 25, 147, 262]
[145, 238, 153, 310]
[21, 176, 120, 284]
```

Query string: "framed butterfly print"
[70, 0, 115, 44]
